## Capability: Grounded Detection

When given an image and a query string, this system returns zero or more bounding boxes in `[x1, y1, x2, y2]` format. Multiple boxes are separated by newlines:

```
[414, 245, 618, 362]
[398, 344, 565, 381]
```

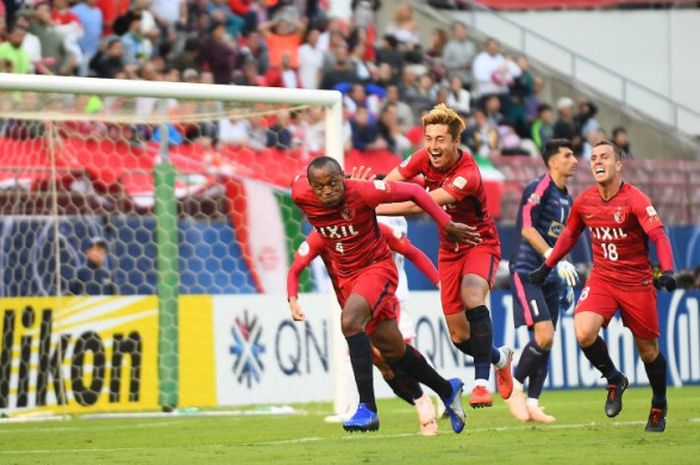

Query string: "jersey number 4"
[600, 242, 618, 261]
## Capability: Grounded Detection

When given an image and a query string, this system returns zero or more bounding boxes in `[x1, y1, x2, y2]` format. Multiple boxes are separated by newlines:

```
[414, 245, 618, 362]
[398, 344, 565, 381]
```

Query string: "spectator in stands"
[472, 38, 514, 103]
[446, 76, 471, 116]
[230, 0, 259, 35]
[266, 51, 300, 88]
[531, 103, 554, 151]
[350, 106, 388, 151]
[581, 128, 606, 160]
[408, 73, 437, 118]
[0, 24, 30, 74]
[266, 109, 294, 149]
[71, 0, 102, 76]
[375, 34, 405, 79]
[349, 38, 375, 83]
[575, 97, 600, 140]
[423, 27, 448, 80]
[89, 36, 126, 79]
[553, 97, 582, 155]
[16, 15, 42, 73]
[442, 21, 476, 89]
[236, 57, 267, 86]
[384, 3, 421, 63]
[385, 83, 414, 129]
[199, 22, 236, 85]
[51, 0, 84, 67]
[612, 126, 633, 159]
[68, 237, 115, 296]
[343, 82, 382, 119]
[319, 46, 360, 90]
[237, 30, 269, 74]
[120, 11, 152, 66]
[378, 102, 412, 155]
[298, 27, 323, 89]
[484, 94, 507, 127]
[26, 4, 73, 75]
[464, 107, 499, 159]
[508, 56, 535, 138]
[259, 16, 306, 71]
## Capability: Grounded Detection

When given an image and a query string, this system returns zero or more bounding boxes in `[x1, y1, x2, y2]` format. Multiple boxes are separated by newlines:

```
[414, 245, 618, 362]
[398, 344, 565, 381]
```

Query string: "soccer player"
[530, 140, 677, 432]
[287, 220, 441, 435]
[506, 139, 579, 423]
[292, 156, 476, 433]
[376, 103, 514, 408]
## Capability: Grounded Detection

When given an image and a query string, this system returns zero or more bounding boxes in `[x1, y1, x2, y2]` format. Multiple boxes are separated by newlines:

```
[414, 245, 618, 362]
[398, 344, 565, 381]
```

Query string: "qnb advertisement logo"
[229, 310, 265, 388]
[666, 291, 700, 386]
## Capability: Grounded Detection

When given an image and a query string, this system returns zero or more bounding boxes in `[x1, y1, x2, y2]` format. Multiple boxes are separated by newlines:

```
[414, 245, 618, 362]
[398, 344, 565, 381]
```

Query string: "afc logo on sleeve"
[400, 156, 411, 168]
[297, 241, 310, 256]
[450, 176, 467, 190]
[646, 205, 660, 222]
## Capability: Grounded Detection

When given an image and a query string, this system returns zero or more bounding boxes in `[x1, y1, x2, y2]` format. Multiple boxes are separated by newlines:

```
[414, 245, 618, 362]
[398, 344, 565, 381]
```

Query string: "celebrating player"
[292, 156, 476, 433]
[506, 139, 579, 423]
[287, 220, 441, 435]
[376, 104, 513, 408]
[530, 140, 677, 432]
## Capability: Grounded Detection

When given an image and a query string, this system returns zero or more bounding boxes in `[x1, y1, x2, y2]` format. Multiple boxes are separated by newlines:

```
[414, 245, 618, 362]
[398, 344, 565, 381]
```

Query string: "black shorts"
[510, 271, 561, 328]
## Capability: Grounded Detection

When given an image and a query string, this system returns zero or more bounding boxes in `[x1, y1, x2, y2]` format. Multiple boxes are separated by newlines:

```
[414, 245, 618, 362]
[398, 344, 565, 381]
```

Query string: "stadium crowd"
[0, 0, 632, 161]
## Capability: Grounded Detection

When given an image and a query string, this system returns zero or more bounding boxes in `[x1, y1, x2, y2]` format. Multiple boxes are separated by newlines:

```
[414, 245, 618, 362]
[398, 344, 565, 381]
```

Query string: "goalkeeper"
[505, 139, 579, 423]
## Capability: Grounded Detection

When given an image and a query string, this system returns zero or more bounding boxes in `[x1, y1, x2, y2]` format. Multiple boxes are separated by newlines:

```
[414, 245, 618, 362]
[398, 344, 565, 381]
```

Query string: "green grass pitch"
[1, 386, 699, 465]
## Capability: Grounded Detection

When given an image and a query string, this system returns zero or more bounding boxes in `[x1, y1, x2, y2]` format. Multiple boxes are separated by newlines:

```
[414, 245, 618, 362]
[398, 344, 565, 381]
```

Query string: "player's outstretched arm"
[379, 181, 481, 246]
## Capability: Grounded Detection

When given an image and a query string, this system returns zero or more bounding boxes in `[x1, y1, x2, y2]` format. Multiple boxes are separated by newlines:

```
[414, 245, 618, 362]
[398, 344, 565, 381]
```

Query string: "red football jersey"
[398, 148, 500, 256]
[566, 182, 663, 287]
[292, 178, 395, 278]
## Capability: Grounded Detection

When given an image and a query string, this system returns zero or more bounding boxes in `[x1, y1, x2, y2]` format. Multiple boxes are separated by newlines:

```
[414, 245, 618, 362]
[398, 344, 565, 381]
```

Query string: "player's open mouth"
[594, 167, 605, 175]
[429, 151, 443, 160]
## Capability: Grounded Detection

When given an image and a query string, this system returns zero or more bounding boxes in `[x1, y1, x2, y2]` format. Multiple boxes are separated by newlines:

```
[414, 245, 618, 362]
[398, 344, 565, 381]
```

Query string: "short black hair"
[307, 156, 343, 178]
[611, 126, 627, 138]
[541, 138, 573, 167]
[537, 103, 552, 114]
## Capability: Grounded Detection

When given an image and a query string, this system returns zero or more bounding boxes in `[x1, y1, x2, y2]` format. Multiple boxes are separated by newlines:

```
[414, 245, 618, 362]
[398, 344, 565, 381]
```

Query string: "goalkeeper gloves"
[557, 260, 579, 287]
[529, 263, 552, 285]
[658, 271, 677, 292]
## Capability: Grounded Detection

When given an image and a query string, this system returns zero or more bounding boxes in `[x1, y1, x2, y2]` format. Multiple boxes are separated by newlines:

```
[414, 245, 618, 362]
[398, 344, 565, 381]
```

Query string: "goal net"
[0, 74, 343, 417]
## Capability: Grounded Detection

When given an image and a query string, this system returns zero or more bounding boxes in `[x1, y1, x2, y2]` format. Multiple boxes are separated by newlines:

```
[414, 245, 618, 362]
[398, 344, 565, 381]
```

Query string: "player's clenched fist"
[444, 221, 482, 246]
[288, 297, 306, 321]
[658, 271, 677, 292]
[529, 263, 553, 285]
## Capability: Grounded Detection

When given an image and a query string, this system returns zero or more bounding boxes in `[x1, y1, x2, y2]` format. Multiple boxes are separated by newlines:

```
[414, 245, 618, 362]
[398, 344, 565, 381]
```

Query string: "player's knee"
[340, 313, 364, 336]
[536, 333, 554, 351]
[637, 341, 659, 363]
[574, 326, 597, 347]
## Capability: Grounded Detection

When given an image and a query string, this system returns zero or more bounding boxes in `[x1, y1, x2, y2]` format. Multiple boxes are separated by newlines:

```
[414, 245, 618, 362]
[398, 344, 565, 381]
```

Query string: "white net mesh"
[0, 85, 335, 414]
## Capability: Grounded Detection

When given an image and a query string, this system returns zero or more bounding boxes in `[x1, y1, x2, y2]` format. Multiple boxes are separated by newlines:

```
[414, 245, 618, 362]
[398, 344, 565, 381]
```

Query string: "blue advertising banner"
[410, 290, 700, 390]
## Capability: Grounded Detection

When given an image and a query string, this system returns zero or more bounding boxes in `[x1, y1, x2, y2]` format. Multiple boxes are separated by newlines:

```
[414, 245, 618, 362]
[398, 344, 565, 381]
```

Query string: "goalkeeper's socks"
[393, 345, 452, 400]
[581, 336, 622, 383]
[346, 332, 376, 412]
[467, 306, 493, 382]
[514, 340, 546, 385]
[527, 350, 551, 400]
[386, 367, 423, 406]
[644, 353, 668, 409]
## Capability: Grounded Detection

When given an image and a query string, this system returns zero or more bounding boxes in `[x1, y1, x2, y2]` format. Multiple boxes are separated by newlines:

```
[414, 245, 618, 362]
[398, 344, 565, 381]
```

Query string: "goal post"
[0, 72, 345, 415]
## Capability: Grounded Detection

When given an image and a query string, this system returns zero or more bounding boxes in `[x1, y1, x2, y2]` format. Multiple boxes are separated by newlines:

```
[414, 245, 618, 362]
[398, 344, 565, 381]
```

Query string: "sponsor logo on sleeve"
[298, 241, 310, 256]
[528, 192, 540, 205]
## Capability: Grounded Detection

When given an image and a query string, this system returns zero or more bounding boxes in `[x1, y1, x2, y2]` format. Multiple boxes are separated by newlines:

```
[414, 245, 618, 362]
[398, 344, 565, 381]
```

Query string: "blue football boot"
[441, 378, 466, 433]
[342, 403, 379, 432]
